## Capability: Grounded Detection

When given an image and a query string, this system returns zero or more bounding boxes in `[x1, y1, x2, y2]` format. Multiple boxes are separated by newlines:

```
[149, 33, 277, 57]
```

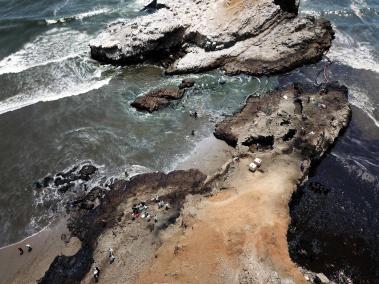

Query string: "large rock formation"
[214, 82, 351, 161]
[90, 0, 333, 75]
[131, 79, 195, 112]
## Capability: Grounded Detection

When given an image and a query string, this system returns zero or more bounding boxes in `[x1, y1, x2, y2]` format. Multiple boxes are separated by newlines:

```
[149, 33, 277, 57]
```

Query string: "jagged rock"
[57, 182, 74, 193]
[131, 82, 194, 112]
[178, 79, 195, 89]
[78, 165, 97, 181]
[214, 82, 351, 161]
[39, 169, 207, 284]
[131, 88, 179, 112]
[42, 175, 53, 187]
[90, 0, 333, 75]
[142, 0, 170, 12]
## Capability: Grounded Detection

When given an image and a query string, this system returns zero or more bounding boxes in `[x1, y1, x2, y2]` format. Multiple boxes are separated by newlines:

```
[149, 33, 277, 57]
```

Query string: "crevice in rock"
[280, 119, 291, 126]
[274, 0, 299, 15]
[294, 98, 303, 114]
[242, 135, 274, 149]
[283, 128, 297, 141]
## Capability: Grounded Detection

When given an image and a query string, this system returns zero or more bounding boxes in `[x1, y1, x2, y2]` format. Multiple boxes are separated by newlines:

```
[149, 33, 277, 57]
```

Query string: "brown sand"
[1, 140, 309, 283]
[136, 153, 306, 283]
[81, 148, 308, 283]
[176, 136, 235, 175]
[0, 218, 81, 284]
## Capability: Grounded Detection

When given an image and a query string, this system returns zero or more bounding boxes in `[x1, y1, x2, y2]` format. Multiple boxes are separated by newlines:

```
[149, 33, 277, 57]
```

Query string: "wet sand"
[0, 218, 81, 284]
[176, 135, 235, 175]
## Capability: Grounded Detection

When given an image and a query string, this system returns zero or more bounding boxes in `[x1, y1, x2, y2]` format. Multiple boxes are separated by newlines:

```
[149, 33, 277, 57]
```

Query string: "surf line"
[0, 224, 50, 251]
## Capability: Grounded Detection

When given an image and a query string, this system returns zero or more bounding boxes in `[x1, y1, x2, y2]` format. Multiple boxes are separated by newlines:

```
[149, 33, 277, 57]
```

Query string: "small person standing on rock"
[94, 266, 100, 282]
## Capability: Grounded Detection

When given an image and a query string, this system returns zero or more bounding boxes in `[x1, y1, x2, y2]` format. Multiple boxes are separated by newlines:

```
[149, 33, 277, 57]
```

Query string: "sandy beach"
[136, 153, 307, 283]
[0, 218, 80, 284]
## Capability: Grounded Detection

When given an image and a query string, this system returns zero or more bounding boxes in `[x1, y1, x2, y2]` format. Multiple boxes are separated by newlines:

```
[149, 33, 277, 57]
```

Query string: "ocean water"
[0, 0, 279, 245]
[284, 0, 379, 283]
[0, 0, 377, 281]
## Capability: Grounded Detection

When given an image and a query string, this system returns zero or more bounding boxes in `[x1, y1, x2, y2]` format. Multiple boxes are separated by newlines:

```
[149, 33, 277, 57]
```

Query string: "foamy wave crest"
[128, 0, 151, 11]
[350, 0, 368, 20]
[349, 86, 379, 128]
[45, 7, 111, 25]
[327, 29, 379, 74]
[0, 77, 111, 115]
[0, 28, 91, 75]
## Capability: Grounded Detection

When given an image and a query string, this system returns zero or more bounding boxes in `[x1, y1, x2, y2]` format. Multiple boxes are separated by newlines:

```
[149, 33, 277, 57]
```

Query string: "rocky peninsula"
[89, 0, 333, 75]
[32, 82, 350, 283]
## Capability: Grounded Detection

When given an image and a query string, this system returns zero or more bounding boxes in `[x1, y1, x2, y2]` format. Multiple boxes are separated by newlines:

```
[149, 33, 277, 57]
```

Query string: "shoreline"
[0, 218, 81, 284]
[0, 134, 234, 283]
[32, 82, 349, 283]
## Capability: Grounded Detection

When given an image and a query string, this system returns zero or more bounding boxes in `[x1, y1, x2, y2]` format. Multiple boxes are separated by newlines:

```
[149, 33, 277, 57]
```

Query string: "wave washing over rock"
[89, 0, 334, 75]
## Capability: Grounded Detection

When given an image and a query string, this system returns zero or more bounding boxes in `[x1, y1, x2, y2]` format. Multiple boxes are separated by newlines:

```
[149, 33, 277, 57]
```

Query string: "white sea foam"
[327, 29, 379, 74]
[0, 28, 91, 75]
[348, 86, 379, 128]
[0, 77, 111, 115]
[45, 7, 111, 25]
[350, 0, 368, 20]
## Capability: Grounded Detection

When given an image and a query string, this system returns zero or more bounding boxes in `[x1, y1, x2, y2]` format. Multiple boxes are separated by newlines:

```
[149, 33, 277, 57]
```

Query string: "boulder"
[79, 165, 97, 181]
[131, 87, 184, 112]
[90, 0, 333, 75]
[178, 79, 195, 89]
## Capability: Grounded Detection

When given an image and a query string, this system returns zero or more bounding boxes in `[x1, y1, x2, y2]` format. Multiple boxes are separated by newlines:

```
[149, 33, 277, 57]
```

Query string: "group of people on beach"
[93, 248, 116, 282]
[92, 195, 171, 281]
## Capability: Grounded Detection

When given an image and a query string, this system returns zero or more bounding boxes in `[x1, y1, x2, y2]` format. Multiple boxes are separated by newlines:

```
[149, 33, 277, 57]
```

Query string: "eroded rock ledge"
[131, 79, 195, 112]
[90, 0, 333, 75]
[214, 82, 351, 158]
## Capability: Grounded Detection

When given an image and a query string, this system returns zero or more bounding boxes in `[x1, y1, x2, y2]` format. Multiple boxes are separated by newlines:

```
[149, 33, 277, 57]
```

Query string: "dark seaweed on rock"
[38, 169, 206, 284]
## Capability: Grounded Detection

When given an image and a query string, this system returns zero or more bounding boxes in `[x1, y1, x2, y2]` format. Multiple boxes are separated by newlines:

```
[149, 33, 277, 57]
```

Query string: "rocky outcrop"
[38, 82, 351, 284]
[131, 79, 195, 112]
[214, 82, 351, 160]
[38, 169, 207, 284]
[34, 163, 98, 193]
[90, 0, 333, 75]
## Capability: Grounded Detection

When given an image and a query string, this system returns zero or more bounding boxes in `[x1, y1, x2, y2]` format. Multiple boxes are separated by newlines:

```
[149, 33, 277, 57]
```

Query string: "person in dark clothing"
[18, 247, 24, 255]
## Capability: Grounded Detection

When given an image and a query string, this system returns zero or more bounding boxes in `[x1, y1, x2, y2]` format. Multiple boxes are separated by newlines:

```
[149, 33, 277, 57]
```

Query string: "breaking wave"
[45, 7, 111, 25]
[0, 28, 91, 75]
[327, 29, 379, 74]
[348, 86, 379, 128]
[0, 76, 111, 115]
